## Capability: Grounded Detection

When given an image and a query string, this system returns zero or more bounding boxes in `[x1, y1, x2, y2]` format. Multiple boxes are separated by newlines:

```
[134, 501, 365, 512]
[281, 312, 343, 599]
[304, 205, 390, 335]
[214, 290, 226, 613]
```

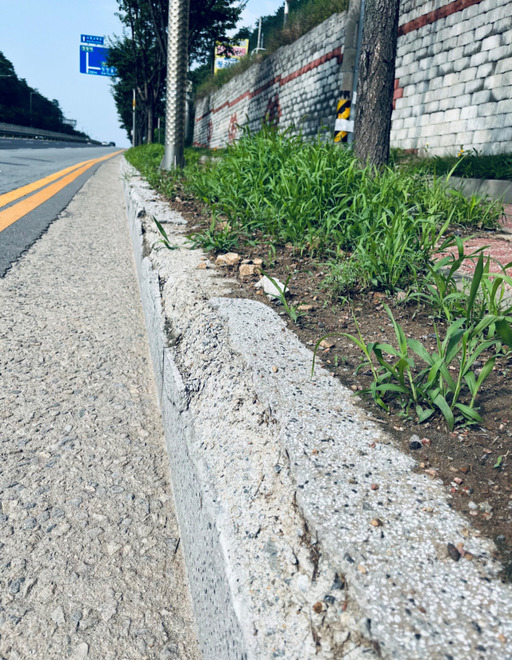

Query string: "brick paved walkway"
[441, 203, 512, 276]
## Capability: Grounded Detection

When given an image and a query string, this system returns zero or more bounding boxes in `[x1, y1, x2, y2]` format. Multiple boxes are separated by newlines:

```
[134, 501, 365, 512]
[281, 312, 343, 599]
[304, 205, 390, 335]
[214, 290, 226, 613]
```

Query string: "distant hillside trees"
[0, 51, 88, 138]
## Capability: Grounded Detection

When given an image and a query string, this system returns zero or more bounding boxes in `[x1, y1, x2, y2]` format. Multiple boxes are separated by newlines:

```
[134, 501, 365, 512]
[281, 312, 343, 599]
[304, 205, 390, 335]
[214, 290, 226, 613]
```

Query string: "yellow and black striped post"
[334, 98, 351, 143]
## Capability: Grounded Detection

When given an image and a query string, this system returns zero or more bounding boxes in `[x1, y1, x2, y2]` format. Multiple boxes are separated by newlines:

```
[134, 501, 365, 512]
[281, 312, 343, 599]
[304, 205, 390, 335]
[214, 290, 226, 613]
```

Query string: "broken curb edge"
[121, 159, 512, 660]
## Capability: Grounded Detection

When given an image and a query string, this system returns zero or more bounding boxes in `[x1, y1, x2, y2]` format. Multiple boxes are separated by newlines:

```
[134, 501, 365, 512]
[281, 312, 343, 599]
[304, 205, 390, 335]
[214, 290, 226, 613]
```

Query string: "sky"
[0, 1, 282, 148]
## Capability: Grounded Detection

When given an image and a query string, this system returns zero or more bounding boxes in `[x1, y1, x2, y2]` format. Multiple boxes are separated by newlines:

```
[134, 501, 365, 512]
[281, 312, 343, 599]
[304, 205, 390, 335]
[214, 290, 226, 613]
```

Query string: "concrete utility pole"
[161, 0, 190, 170]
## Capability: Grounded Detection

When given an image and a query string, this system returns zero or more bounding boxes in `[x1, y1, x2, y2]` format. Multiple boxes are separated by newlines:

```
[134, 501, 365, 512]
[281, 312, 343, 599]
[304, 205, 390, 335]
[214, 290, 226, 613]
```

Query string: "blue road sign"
[79, 45, 116, 77]
[81, 34, 104, 46]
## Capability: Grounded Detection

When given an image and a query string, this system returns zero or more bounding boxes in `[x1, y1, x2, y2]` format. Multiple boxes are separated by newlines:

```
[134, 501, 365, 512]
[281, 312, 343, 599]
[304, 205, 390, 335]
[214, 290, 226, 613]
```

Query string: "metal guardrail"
[0, 121, 97, 143]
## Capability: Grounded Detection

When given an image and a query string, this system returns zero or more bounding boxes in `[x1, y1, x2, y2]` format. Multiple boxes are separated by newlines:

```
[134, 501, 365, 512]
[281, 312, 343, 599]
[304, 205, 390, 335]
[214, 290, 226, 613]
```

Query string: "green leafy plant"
[313, 304, 509, 430]
[188, 218, 241, 252]
[153, 216, 178, 250]
[186, 124, 501, 295]
[262, 272, 305, 323]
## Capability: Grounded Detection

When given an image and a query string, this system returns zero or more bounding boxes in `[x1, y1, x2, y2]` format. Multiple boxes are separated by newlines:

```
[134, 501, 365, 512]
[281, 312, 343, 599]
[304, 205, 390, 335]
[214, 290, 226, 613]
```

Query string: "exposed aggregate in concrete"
[124, 161, 512, 659]
[0, 158, 200, 659]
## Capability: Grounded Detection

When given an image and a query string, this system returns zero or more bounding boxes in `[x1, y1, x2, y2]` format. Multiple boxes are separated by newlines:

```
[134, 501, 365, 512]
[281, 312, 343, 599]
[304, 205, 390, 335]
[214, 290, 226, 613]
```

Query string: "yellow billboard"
[214, 40, 249, 74]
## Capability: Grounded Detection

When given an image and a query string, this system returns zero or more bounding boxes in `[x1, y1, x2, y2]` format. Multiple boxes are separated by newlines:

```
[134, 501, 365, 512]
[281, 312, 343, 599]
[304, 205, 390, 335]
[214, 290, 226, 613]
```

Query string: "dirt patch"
[165, 189, 512, 579]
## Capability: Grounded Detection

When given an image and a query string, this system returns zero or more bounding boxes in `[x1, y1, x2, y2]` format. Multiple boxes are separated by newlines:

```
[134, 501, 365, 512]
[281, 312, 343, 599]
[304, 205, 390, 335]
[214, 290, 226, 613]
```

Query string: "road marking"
[0, 160, 96, 208]
[0, 151, 123, 234]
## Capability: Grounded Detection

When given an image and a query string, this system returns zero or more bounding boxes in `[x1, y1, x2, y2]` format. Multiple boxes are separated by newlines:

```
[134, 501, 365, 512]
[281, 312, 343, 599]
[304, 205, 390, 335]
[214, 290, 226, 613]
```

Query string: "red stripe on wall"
[195, 47, 343, 123]
[399, 0, 484, 36]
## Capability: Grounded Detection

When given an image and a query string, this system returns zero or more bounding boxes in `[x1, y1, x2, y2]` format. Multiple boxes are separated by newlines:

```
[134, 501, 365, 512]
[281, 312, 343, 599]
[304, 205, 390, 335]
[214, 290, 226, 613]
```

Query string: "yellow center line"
[0, 150, 123, 234]
[0, 159, 96, 209]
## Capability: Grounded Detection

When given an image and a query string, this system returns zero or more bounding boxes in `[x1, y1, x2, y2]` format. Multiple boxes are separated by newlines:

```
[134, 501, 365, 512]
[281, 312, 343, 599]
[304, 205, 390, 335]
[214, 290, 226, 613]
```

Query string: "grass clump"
[186, 124, 502, 293]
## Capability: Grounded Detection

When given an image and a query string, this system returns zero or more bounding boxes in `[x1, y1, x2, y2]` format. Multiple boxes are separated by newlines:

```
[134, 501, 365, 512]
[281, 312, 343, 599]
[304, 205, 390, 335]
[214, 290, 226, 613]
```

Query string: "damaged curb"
[122, 160, 512, 659]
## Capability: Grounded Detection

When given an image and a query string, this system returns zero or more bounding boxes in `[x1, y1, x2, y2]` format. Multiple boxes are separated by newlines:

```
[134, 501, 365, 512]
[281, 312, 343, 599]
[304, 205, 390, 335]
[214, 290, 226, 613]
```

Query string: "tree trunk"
[354, 0, 400, 168]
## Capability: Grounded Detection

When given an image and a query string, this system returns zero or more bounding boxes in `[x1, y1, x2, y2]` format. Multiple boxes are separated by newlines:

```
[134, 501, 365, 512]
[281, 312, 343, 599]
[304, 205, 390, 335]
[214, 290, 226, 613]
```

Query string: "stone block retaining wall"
[393, 0, 512, 155]
[193, 0, 512, 156]
[193, 13, 346, 149]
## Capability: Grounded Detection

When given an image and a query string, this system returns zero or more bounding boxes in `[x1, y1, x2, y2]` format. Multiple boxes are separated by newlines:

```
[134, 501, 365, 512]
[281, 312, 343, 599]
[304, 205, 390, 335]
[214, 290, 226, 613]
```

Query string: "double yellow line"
[0, 150, 123, 233]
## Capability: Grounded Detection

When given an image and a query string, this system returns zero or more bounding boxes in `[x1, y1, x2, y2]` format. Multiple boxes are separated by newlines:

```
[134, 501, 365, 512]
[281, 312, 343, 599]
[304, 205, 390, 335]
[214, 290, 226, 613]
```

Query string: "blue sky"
[0, 1, 282, 148]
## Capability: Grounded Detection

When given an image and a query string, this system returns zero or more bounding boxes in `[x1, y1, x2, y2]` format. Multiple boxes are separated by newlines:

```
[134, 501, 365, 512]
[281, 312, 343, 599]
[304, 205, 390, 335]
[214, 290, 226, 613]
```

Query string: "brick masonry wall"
[194, 0, 512, 156]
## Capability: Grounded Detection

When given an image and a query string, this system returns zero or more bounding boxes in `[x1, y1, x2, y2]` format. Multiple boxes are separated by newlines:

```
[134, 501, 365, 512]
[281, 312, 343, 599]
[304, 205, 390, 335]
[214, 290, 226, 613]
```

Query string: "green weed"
[262, 272, 305, 324]
[152, 217, 179, 251]
[313, 304, 510, 430]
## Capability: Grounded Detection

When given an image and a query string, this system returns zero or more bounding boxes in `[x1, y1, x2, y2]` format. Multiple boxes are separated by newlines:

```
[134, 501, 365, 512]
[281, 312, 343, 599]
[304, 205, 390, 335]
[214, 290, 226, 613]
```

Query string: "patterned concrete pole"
[161, 0, 190, 170]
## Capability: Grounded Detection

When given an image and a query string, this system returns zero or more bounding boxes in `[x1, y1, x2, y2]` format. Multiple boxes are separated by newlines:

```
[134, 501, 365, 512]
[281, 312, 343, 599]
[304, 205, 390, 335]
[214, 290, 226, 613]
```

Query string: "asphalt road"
[0, 139, 123, 276]
[0, 152, 200, 660]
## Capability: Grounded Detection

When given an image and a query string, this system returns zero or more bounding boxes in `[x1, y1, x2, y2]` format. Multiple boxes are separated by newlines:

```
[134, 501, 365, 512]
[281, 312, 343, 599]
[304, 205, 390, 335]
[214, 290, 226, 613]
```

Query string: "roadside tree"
[353, 0, 400, 168]
[109, 0, 245, 143]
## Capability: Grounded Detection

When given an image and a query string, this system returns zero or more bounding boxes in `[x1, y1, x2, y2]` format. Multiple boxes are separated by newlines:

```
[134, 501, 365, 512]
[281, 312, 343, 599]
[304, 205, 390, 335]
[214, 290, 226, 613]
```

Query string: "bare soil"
[169, 189, 512, 579]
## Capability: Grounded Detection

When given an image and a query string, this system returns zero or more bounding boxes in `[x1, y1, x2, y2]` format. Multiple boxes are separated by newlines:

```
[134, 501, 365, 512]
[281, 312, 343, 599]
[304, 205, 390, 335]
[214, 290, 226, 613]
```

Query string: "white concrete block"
[465, 78, 486, 94]
[470, 51, 490, 68]
[473, 129, 494, 144]
[485, 113, 508, 129]
[441, 132, 457, 147]
[495, 58, 512, 75]
[453, 93, 473, 109]
[472, 89, 493, 105]
[490, 86, 511, 101]
[443, 72, 460, 87]
[455, 131, 475, 147]
[425, 100, 441, 114]
[474, 23, 495, 42]
[458, 67, 479, 83]
[489, 44, 512, 63]
[493, 16, 512, 34]
[457, 28, 475, 48]
[482, 34, 503, 52]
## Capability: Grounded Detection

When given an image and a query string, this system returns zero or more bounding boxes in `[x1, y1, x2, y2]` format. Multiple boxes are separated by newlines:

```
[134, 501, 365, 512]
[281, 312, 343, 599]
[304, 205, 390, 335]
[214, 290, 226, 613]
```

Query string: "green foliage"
[394, 149, 512, 181]
[313, 303, 511, 430]
[0, 51, 88, 138]
[186, 124, 502, 293]
[152, 216, 179, 250]
[188, 218, 242, 252]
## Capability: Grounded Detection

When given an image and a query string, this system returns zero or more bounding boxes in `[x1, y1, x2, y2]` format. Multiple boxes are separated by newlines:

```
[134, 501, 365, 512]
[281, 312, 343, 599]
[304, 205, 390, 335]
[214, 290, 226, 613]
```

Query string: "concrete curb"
[451, 176, 512, 206]
[122, 161, 512, 659]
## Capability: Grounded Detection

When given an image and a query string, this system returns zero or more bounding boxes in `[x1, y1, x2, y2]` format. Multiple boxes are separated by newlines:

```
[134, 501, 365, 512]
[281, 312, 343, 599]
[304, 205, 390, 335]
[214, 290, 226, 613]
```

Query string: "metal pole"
[257, 18, 262, 51]
[161, 0, 190, 170]
[132, 89, 136, 146]
[333, 0, 364, 145]
[30, 92, 35, 127]
[348, 0, 365, 145]
[283, 1, 289, 27]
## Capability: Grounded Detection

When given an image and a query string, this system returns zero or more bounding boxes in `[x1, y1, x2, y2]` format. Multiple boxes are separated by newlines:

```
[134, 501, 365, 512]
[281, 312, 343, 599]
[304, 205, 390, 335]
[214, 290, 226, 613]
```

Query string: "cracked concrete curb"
[122, 160, 512, 659]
